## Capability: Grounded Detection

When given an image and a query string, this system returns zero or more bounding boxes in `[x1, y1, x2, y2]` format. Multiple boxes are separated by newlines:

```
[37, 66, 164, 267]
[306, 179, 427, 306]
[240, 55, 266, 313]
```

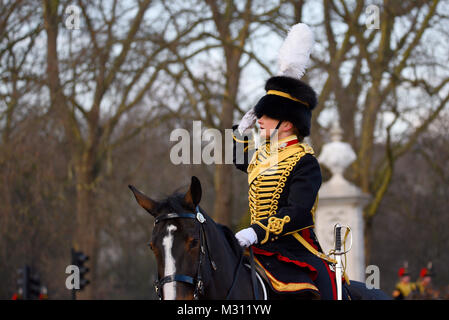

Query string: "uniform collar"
[269, 135, 299, 150]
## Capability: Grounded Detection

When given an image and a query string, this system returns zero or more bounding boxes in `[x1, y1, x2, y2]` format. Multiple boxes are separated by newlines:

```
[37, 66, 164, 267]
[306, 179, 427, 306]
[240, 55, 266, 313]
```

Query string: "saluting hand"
[238, 109, 257, 135]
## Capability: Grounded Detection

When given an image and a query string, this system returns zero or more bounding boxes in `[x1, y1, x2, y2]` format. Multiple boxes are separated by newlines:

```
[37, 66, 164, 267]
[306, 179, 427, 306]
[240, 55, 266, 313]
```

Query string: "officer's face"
[422, 276, 431, 286]
[257, 115, 294, 139]
[257, 115, 278, 138]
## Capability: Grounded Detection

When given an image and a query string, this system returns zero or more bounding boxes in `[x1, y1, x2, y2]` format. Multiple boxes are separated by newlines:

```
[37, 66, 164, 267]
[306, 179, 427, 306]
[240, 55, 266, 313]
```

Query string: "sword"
[334, 223, 343, 300]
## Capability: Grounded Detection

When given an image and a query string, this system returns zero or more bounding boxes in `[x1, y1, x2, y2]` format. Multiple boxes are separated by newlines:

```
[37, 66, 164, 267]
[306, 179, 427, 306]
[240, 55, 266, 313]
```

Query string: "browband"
[154, 213, 196, 225]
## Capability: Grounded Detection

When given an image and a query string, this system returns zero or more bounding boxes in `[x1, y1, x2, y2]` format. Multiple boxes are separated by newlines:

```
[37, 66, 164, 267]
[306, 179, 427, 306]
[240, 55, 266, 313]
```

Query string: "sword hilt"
[335, 223, 342, 253]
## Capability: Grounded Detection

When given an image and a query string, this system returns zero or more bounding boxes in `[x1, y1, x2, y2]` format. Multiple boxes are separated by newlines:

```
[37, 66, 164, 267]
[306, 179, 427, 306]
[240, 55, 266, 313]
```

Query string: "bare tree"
[41, 0, 201, 298]
[0, 0, 43, 146]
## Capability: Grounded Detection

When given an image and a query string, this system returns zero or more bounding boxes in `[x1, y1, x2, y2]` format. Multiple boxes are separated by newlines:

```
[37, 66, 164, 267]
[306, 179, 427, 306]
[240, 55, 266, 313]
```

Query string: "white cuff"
[235, 227, 258, 247]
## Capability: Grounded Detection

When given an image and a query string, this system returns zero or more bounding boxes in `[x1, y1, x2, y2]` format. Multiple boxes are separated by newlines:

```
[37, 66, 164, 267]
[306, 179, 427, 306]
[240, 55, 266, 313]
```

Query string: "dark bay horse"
[129, 176, 390, 300]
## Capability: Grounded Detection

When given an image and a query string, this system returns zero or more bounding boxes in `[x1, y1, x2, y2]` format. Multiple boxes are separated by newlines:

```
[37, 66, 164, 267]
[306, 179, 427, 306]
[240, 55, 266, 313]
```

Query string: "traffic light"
[71, 248, 90, 290]
[16, 265, 42, 300]
[29, 272, 41, 299]
[16, 265, 29, 299]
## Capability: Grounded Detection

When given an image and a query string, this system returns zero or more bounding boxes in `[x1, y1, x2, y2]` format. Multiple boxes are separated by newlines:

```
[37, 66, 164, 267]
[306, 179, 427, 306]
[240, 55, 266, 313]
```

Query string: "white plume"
[277, 23, 314, 80]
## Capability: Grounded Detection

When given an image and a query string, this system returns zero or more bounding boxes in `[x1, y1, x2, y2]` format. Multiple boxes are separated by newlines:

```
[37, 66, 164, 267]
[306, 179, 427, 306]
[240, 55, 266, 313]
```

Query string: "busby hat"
[398, 267, 409, 277]
[420, 262, 434, 278]
[254, 23, 317, 137]
[398, 261, 410, 277]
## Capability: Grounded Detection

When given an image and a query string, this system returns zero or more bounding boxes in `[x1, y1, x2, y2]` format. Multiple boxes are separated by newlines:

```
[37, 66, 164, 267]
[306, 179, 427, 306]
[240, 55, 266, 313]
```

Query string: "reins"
[224, 248, 244, 299]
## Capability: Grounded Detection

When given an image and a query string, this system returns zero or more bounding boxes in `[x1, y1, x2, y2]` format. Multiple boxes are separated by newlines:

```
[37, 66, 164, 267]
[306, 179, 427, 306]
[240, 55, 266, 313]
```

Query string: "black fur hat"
[254, 76, 317, 137]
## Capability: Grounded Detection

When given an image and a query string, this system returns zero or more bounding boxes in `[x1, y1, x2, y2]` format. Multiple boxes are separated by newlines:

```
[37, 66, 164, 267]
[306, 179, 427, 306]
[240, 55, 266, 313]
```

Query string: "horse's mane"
[216, 224, 244, 258]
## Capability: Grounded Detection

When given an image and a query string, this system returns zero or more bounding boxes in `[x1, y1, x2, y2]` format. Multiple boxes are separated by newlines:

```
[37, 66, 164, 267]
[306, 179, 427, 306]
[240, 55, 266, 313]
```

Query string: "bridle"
[152, 206, 218, 300]
[151, 205, 263, 300]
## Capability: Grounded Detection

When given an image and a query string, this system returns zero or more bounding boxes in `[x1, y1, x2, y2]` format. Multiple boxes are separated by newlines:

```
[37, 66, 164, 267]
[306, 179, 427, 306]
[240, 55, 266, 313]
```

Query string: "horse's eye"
[148, 241, 154, 250]
[189, 238, 199, 249]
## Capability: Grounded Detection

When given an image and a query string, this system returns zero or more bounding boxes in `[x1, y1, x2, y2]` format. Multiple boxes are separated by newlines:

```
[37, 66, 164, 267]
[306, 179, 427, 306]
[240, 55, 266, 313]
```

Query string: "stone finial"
[318, 121, 356, 176]
[330, 121, 343, 142]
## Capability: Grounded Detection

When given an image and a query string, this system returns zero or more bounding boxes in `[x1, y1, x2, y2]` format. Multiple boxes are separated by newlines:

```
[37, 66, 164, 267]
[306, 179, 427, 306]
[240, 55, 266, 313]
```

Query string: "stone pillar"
[315, 122, 370, 282]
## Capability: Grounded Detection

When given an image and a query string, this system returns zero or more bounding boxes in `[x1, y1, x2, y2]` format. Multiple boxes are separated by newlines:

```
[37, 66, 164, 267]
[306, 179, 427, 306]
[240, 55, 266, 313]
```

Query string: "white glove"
[235, 227, 258, 247]
[237, 109, 257, 135]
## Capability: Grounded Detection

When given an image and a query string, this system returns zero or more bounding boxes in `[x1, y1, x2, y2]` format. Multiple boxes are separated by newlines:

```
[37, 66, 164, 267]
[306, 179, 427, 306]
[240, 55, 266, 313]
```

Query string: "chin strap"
[268, 120, 283, 141]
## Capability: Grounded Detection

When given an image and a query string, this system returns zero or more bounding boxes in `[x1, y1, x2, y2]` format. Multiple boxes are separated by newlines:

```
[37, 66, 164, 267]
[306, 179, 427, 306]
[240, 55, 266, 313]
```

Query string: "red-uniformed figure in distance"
[392, 263, 416, 300]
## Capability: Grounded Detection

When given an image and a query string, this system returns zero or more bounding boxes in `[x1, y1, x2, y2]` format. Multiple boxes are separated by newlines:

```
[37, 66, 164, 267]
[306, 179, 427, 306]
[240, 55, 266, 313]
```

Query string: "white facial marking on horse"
[162, 224, 177, 300]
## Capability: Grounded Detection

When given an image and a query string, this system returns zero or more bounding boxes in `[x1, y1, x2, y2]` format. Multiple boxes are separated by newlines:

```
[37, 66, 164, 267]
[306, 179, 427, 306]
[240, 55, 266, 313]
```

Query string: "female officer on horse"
[232, 23, 347, 300]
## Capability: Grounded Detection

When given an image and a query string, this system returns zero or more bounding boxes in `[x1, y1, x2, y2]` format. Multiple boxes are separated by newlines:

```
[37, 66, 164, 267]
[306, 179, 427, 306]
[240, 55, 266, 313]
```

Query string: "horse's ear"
[184, 176, 202, 209]
[128, 185, 158, 216]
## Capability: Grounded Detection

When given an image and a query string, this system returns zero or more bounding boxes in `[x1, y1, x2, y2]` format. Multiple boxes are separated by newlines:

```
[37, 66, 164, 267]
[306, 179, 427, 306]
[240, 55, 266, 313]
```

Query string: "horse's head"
[129, 176, 207, 300]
